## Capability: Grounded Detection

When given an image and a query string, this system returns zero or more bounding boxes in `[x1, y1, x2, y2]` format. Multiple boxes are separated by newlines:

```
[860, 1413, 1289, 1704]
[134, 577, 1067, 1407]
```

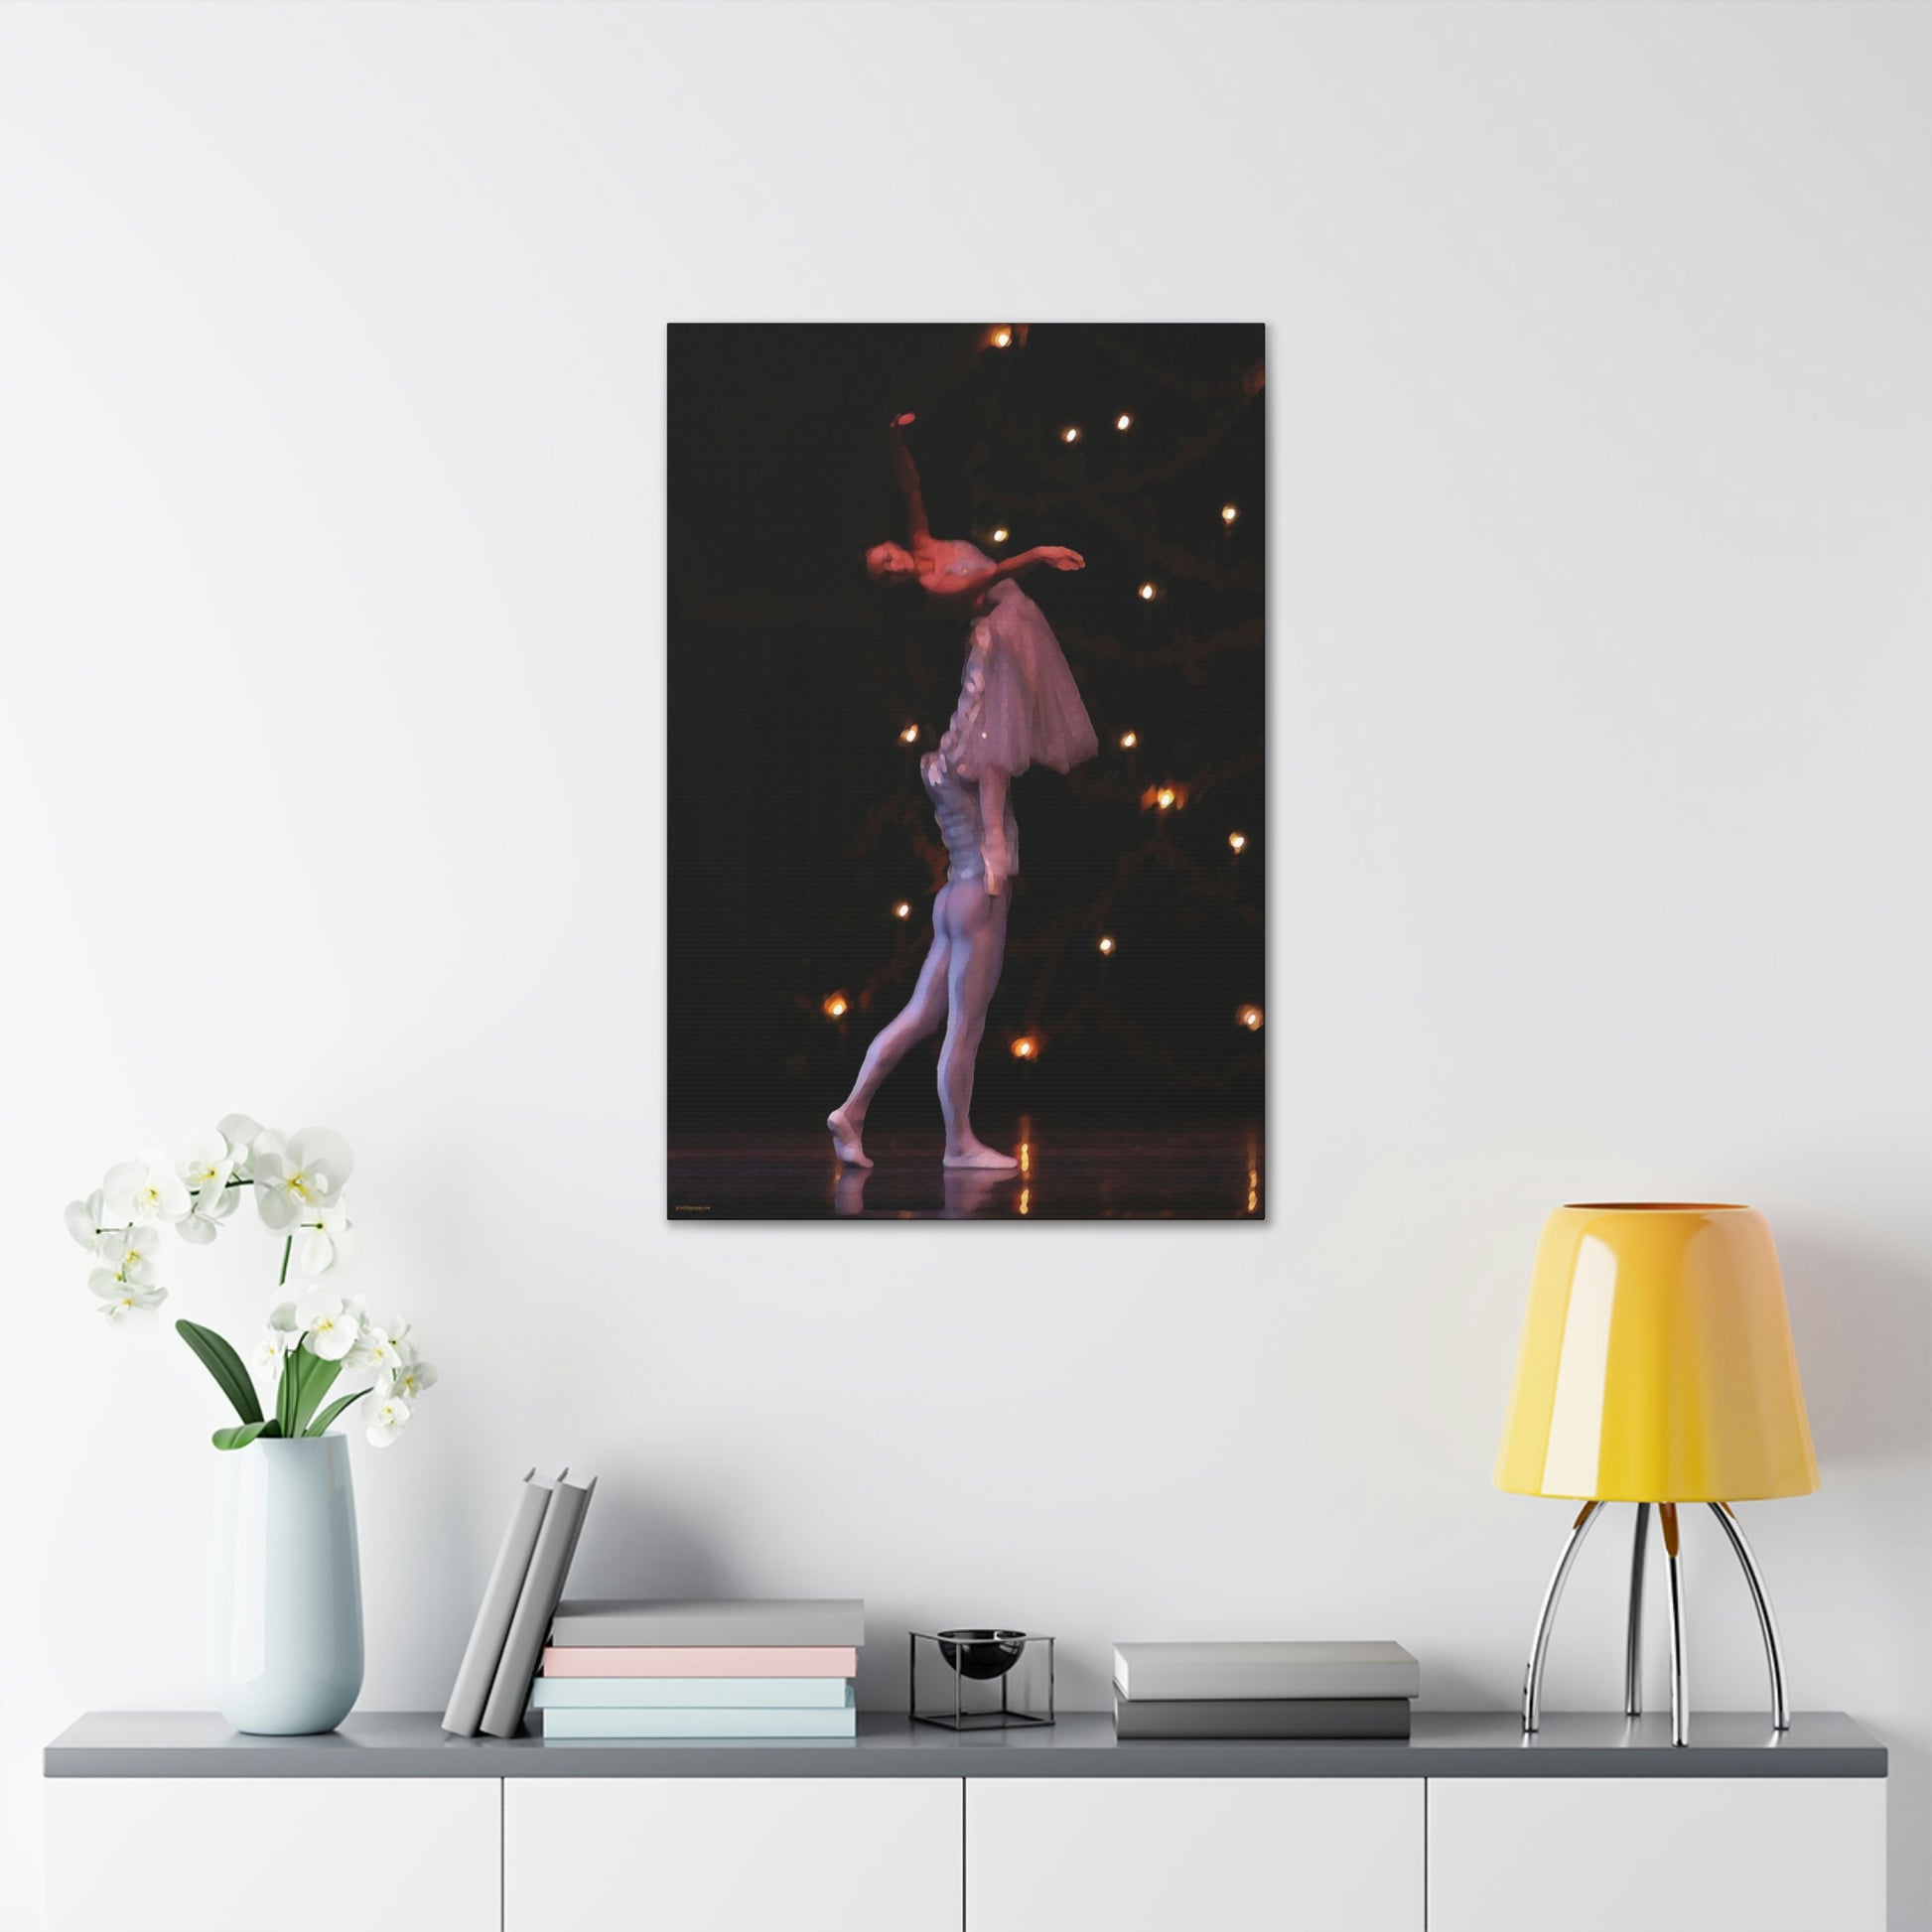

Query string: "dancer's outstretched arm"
[923, 546, 1084, 603]
[888, 416, 931, 549]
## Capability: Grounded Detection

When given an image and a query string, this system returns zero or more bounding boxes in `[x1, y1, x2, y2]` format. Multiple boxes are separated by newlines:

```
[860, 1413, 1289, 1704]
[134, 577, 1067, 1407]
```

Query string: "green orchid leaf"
[306, 1386, 370, 1438]
[292, 1352, 343, 1436]
[211, 1420, 273, 1451]
[176, 1319, 263, 1427]
[276, 1347, 302, 1438]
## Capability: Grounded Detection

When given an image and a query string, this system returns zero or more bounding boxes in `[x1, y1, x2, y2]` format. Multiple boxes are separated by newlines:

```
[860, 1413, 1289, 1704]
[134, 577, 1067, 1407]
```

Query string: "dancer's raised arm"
[888, 415, 931, 549]
[923, 546, 1084, 603]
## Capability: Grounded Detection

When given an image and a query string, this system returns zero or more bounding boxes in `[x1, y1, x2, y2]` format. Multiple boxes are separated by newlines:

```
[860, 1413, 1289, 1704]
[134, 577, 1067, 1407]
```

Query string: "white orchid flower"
[384, 1356, 438, 1404]
[65, 1190, 106, 1250]
[90, 1272, 168, 1322]
[254, 1128, 354, 1232]
[347, 1319, 402, 1374]
[175, 1129, 237, 1195]
[178, 1182, 242, 1246]
[100, 1150, 191, 1225]
[93, 1224, 163, 1286]
[295, 1289, 361, 1361]
[293, 1202, 359, 1278]
[216, 1115, 264, 1180]
[365, 1394, 411, 1447]
[256, 1302, 304, 1373]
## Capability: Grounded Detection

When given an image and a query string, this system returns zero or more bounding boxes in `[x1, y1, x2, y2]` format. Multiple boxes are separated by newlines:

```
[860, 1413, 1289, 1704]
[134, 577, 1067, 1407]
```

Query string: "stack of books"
[1112, 1640, 1421, 1739]
[532, 1598, 866, 1738]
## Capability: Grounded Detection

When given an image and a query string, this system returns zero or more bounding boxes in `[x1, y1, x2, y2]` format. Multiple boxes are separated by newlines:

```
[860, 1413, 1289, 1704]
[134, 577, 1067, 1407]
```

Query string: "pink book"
[539, 1645, 859, 1678]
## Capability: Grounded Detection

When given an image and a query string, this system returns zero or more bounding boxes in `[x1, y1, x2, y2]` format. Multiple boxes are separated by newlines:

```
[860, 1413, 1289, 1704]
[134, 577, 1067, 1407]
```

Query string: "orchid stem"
[278, 1237, 292, 1288]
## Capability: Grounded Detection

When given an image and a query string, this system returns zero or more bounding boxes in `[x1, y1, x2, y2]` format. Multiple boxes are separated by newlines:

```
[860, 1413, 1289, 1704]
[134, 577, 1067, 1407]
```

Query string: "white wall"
[2, 2, 1926, 1925]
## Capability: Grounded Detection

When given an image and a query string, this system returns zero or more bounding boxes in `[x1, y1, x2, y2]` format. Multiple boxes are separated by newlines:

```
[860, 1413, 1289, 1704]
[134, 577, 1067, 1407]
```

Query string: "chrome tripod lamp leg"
[1661, 1502, 1689, 1746]
[1709, 1501, 1790, 1730]
[1624, 1501, 1651, 1719]
[1519, 1497, 1788, 1746]
[1521, 1499, 1602, 1733]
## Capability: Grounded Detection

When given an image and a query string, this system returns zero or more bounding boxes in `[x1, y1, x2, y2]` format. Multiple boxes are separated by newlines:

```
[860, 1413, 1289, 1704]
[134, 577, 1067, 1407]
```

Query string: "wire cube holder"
[909, 1629, 1055, 1729]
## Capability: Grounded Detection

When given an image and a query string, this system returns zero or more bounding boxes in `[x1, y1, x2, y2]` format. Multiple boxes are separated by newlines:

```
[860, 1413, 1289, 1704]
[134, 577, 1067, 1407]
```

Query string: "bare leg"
[976, 767, 1011, 896]
[937, 884, 1018, 1169]
[827, 910, 951, 1168]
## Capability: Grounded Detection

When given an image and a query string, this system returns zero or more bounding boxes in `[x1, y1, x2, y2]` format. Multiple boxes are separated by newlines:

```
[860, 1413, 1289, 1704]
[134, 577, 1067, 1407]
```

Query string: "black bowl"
[937, 1629, 1028, 1681]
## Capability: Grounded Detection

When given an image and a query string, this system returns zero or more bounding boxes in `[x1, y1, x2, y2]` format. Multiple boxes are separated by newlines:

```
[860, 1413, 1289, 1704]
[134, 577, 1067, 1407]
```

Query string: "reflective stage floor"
[668, 1120, 1264, 1220]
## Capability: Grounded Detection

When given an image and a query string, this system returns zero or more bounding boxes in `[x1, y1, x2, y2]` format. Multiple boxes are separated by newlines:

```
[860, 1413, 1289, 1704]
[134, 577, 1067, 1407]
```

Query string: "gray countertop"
[46, 1710, 1885, 1779]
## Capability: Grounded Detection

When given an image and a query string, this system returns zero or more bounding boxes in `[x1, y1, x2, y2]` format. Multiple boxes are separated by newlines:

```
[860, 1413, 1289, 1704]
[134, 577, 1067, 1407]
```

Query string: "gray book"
[1113, 1641, 1421, 1703]
[1114, 1692, 1412, 1740]
[480, 1472, 597, 1738]
[549, 1597, 866, 1648]
[442, 1467, 560, 1737]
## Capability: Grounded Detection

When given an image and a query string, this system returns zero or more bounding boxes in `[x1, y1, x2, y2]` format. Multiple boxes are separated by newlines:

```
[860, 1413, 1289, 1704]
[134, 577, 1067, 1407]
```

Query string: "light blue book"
[541, 1702, 858, 1740]
[532, 1677, 852, 1711]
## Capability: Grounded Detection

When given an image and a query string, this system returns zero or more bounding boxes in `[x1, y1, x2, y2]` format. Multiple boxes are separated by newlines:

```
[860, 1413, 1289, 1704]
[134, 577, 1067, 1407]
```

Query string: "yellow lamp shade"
[1495, 1203, 1818, 1503]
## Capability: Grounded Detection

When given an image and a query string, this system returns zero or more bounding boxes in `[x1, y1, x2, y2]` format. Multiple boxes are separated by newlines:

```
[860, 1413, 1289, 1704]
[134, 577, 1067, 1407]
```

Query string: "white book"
[550, 1597, 866, 1648]
[541, 1702, 857, 1740]
[442, 1468, 559, 1738]
[531, 1677, 853, 1710]
[1113, 1640, 1421, 1703]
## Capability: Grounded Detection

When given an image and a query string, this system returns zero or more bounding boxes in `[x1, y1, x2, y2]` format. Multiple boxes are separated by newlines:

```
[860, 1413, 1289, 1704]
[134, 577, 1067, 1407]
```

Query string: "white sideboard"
[45, 1710, 1888, 1932]
[1428, 1774, 1887, 1932]
[967, 1776, 1422, 1932]
[505, 1777, 960, 1932]
[46, 1777, 499, 1932]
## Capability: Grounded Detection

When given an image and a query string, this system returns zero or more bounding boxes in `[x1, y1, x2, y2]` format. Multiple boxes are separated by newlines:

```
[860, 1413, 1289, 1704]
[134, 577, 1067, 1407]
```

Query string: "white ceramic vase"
[209, 1437, 364, 1734]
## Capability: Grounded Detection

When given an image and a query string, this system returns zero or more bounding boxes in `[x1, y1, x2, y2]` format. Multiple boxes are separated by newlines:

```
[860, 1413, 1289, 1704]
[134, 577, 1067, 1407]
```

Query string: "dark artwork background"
[668, 324, 1264, 1217]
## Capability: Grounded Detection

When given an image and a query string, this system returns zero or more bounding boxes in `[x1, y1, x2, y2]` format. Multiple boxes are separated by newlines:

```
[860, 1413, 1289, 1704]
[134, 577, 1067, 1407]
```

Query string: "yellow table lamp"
[1496, 1203, 1817, 1745]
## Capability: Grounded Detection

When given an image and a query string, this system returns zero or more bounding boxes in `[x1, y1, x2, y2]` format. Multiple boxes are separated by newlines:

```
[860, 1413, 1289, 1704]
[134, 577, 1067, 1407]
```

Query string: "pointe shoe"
[826, 1109, 873, 1169]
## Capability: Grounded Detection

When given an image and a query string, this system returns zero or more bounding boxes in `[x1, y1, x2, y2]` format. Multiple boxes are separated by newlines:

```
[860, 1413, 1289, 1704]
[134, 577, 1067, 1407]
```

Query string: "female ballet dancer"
[828, 416, 1098, 1173]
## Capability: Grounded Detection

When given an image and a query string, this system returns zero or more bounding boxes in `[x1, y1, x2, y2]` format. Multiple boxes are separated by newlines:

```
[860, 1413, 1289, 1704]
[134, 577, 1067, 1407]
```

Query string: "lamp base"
[1520, 1499, 1789, 1746]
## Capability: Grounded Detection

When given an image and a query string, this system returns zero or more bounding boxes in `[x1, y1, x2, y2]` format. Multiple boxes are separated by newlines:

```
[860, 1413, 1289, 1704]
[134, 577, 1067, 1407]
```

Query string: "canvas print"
[668, 325, 1264, 1219]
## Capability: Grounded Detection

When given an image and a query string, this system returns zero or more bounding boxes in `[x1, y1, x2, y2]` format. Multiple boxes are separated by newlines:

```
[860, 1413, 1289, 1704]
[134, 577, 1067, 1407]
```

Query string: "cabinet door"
[46, 1777, 499, 1932]
[1428, 1776, 1886, 1932]
[505, 1776, 962, 1932]
[967, 1777, 1423, 1932]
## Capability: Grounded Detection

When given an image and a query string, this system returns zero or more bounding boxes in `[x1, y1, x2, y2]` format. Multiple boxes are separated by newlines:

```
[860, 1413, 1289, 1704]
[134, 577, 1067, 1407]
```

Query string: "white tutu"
[932, 545, 1097, 780]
